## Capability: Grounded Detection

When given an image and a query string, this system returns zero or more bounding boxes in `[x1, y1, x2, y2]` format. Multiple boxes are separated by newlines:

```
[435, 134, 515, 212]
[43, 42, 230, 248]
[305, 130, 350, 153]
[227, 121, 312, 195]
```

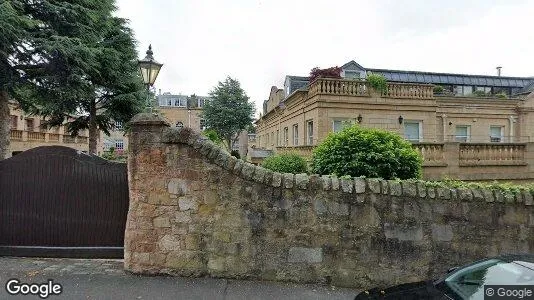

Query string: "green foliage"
[366, 73, 388, 93]
[496, 92, 508, 99]
[203, 129, 222, 144]
[230, 150, 240, 159]
[262, 152, 308, 174]
[3, 0, 145, 154]
[472, 90, 488, 97]
[433, 85, 444, 94]
[311, 125, 422, 180]
[202, 77, 255, 150]
[101, 147, 126, 162]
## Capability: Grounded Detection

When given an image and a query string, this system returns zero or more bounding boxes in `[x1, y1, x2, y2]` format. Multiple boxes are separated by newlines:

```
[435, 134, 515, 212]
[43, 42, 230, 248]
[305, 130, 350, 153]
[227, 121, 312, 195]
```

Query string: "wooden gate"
[0, 146, 129, 258]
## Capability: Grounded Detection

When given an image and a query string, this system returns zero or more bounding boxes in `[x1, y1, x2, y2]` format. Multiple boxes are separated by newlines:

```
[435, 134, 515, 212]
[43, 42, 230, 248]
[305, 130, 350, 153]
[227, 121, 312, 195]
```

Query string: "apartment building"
[255, 60, 534, 181]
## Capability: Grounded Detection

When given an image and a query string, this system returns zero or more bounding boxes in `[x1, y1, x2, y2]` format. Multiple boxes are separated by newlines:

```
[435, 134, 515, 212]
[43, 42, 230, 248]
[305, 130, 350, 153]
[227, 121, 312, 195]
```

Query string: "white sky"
[116, 0, 534, 116]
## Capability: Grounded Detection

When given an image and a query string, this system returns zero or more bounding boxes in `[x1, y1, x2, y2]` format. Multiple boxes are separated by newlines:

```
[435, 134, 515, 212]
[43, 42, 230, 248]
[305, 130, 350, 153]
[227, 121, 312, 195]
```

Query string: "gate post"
[125, 113, 170, 270]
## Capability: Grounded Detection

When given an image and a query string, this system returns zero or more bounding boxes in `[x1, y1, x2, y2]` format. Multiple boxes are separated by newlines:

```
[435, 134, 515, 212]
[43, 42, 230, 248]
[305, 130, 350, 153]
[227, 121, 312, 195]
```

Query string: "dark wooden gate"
[0, 146, 129, 258]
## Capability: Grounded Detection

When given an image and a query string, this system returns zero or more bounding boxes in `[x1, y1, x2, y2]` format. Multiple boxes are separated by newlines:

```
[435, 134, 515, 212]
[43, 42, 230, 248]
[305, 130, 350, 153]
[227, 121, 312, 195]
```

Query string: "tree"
[0, 0, 33, 159]
[202, 77, 255, 150]
[14, 0, 145, 154]
[309, 66, 342, 82]
[0, 0, 145, 158]
[311, 125, 422, 180]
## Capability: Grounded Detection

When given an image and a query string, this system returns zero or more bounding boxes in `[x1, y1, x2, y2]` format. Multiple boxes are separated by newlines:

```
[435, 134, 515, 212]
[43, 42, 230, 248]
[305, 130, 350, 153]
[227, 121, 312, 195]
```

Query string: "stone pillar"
[238, 130, 248, 159]
[441, 114, 447, 142]
[124, 113, 170, 271]
[509, 116, 516, 142]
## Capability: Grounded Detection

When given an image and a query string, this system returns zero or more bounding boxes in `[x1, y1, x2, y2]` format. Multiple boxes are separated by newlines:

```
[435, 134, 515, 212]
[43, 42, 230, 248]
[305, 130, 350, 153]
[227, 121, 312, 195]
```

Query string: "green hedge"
[262, 152, 308, 174]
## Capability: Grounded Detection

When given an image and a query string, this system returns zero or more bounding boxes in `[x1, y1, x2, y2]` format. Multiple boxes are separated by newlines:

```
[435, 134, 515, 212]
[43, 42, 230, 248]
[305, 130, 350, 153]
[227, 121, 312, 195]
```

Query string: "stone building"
[255, 61, 534, 181]
[7, 100, 92, 158]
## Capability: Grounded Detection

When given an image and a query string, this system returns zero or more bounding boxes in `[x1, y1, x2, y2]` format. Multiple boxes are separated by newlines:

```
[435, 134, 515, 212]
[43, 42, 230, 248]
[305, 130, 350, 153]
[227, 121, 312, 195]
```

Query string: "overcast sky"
[116, 0, 534, 116]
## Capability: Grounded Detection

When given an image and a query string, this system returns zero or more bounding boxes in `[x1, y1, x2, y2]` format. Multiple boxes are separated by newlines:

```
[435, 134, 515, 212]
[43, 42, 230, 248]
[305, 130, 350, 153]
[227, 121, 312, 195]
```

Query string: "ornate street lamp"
[138, 44, 163, 111]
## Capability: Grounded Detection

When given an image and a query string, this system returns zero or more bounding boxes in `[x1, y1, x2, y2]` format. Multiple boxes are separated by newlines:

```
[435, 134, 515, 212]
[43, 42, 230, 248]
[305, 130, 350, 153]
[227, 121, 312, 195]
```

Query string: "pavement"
[0, 257, 359, 300]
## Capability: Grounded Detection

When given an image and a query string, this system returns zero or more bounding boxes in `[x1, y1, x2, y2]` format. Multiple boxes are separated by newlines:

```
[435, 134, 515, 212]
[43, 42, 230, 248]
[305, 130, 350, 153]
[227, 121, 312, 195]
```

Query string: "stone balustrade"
[10, 130, 22, 140]
[412, 143, 445, 165]
[308, 78, 369, 97]
[460, 143, 527, 165]
[308, 78, 434, 99]
[27, 132, 46, 141]
[384, 82, 434, 99]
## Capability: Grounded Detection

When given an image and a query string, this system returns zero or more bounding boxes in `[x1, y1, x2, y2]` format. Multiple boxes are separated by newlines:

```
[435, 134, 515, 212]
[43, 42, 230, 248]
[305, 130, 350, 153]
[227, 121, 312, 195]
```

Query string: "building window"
[404, 121, 422, 142]
[198, 98, 205, 108]
[25, 118, 34, 131]
[176, 121, 184, 128]
[332, 119, 353, 133]
[115, 121, 123, 130]
[283, 127, 289, 146]
[167, 98, 172, 106]
[490, 126, 504, 142]
[306, 120, 313, 145]
[292, 124, 299, 146]
[115, 140, 124, 151]
[344, 71, 360, 79]
[199, 119, 206, 131]
[455, 125, 471, 142]
[10, 115, 18, 129]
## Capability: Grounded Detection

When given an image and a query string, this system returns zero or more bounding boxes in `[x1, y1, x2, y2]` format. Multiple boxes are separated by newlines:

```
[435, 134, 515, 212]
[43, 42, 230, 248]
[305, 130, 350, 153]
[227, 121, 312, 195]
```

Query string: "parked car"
[354, 254, 534, 299]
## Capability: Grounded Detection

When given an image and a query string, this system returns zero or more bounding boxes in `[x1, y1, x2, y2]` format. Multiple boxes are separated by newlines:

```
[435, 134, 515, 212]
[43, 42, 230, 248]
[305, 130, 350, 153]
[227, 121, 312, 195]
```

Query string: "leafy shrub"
[230, 150, 240, 159]
[472, 90, 488, 97]
[366, 73, 388, 94]
[262, 152, 308, 174]
[309, 66, 342, 82]
[311, 125, 422, 179]
[433, 85, 444, 94]
[496, 92, 508, 99]
[203, 129, 222, 144]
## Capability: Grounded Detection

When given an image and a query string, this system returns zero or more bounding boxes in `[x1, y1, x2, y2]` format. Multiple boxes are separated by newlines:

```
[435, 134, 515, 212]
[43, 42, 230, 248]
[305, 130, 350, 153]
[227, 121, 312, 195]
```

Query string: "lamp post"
[138, 44, 163, 112]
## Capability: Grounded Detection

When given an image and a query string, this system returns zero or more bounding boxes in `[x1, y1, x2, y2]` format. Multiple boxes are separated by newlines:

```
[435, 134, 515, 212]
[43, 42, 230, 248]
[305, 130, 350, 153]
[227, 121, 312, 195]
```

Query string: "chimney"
[158, 89, 162, 95]
[496, 66, 502, 77]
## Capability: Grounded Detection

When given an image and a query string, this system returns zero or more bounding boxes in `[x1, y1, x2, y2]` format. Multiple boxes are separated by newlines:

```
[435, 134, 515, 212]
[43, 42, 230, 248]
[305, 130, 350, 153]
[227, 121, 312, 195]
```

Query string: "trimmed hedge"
[262, 152, 308, 174]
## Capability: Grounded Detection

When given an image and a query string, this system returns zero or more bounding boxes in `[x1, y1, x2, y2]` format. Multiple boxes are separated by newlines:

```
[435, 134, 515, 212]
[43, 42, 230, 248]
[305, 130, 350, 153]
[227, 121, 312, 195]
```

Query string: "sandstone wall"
[125, 113, 534, 289]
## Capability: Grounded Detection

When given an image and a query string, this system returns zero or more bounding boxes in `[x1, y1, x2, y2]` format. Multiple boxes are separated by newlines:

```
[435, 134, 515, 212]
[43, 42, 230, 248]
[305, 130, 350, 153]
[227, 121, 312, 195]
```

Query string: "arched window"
[176, 122, 184, 128]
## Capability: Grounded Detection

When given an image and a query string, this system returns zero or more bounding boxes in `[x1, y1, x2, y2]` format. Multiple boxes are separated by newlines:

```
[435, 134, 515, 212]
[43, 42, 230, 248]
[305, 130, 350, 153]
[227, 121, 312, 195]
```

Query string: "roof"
[368, 68, 533, 87]
[517, 80, 534, 95]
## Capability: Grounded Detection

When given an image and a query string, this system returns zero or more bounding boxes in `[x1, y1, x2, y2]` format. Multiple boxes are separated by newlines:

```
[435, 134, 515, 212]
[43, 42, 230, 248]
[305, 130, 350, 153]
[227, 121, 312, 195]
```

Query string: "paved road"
[0, 257, 359, 300]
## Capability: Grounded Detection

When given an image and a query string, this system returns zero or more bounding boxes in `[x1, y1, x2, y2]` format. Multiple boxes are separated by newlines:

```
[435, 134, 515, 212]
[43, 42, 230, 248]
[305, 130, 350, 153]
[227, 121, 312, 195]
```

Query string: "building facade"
[255, 61, 534, 181]
[7, 100, 91, 158]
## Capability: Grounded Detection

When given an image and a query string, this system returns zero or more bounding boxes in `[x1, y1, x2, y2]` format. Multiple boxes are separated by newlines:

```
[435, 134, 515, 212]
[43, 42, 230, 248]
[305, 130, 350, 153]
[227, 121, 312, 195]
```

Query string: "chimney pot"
[496, 66, 502, 77]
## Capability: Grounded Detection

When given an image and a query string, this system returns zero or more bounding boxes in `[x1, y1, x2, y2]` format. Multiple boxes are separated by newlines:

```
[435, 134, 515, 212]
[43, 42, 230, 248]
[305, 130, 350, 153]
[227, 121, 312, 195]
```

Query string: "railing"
[63, 136, 76, 143]
[308, 78, 369, 97]
[77, 136, 88, 144]
[412, 143, 445, 164]
[444, 135, 529, 143]
[27, 132, 45, 141]
[10, 130, 22, 140]
[384, 83, 434, 99]
[308, 78, 434, 99]
[48, 133, 60, 142]
[459, 143, 526, 164]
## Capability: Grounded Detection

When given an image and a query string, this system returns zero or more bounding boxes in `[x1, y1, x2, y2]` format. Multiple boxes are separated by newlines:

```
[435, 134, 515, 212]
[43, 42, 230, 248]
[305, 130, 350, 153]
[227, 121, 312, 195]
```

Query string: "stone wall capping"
[387, 180, 402, 196]
[380, 180, 389, 195]
[283, 173, 295, 189]
[458, 188, 473, 202]
[271, 172, 283, 187]
[366, 179, 381, 194]
[295, 173, 309, 190]
[321, 176, 332, 191]
[340, 178, 354, 193]
[401, 181, 417, 197]
[354, 178, 366, 194]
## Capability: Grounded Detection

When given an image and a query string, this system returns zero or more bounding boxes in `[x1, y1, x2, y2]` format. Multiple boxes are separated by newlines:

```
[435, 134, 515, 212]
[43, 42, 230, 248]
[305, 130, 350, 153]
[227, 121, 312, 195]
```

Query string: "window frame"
[292, 124, 299, 146]
[403, 120, 423, 142]
[455, 125, 471, 142]
[306, 120, 314, 145]
[489, 126, 504, 143]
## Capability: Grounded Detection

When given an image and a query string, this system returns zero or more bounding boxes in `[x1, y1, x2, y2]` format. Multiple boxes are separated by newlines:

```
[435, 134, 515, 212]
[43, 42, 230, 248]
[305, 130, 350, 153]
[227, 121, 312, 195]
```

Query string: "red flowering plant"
[309, 66, 342, 83]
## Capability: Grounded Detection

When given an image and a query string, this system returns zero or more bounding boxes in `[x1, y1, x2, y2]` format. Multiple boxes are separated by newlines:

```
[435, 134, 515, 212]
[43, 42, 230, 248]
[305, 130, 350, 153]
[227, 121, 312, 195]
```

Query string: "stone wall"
[125, 113, 534, 289]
